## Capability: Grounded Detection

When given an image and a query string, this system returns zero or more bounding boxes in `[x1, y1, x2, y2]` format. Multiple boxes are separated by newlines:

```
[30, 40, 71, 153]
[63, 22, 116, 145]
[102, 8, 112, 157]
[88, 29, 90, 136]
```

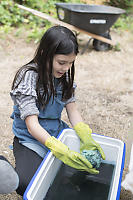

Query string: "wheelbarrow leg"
[80, 38, 93, 55]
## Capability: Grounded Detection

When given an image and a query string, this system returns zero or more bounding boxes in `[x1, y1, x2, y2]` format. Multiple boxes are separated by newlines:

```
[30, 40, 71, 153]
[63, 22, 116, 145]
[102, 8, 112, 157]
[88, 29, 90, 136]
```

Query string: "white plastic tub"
[23, 129, 125, 200]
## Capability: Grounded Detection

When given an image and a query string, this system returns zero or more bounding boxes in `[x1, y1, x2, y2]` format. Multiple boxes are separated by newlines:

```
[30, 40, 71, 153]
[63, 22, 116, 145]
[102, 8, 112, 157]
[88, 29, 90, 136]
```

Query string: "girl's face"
[52, 53, 76, 78]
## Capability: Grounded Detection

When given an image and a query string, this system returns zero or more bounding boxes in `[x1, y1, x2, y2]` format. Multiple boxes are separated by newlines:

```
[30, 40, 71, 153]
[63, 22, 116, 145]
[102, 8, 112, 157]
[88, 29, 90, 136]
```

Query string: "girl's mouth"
[57, 72, 64, 76]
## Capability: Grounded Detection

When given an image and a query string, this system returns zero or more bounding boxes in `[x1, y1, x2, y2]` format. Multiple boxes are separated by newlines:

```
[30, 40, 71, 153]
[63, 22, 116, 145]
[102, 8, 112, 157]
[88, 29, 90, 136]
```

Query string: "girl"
[10, 25, 105, 196]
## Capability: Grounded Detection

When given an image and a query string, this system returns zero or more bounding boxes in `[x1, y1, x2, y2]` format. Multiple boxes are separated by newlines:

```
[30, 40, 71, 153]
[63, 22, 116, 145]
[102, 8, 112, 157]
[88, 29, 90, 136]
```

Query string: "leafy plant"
[113, 15, 133, 32]
[113, 43, 121, 51]
[0, 1, 25, 26]
[0, 0, 83, 40]
[107, 0, 133, 9]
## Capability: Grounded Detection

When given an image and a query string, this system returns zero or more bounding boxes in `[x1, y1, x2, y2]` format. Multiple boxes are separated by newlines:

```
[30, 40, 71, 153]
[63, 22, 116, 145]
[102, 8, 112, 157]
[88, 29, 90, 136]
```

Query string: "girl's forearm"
[25, 115, 50, 145]
[66, 102, 83, 127]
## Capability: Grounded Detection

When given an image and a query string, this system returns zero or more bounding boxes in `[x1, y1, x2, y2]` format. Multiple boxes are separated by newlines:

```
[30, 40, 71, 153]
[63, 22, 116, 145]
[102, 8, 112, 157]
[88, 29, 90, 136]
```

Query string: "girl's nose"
[64, 64, 72, 71]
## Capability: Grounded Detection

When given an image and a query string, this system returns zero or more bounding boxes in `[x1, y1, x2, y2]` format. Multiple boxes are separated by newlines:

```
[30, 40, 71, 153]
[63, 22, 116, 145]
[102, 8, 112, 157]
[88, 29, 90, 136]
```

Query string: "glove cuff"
[74, 122, 92, 137]
[45, 136, 69, 154]
[45, 136, 54, 148]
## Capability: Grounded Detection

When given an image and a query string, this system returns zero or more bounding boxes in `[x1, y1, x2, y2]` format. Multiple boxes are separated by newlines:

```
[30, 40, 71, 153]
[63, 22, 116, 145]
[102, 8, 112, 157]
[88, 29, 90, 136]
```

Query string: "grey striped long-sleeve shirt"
[10, 67, 76, 120]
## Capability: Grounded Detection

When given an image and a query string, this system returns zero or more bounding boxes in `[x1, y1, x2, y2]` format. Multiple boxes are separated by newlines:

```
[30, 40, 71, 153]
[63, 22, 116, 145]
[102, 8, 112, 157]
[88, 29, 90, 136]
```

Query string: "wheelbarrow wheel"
[93, 32, 112, 51]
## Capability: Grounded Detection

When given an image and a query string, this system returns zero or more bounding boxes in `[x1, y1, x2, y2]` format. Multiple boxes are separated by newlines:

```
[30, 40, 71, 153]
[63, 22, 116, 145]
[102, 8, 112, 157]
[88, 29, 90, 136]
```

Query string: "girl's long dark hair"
[12, 26, 79, 108]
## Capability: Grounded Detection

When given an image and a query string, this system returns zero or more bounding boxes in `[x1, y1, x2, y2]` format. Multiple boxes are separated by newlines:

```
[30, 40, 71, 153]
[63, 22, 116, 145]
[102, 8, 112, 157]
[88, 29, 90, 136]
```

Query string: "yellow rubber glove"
[45, 136, 99, 174]
[74, 122, 105, 160]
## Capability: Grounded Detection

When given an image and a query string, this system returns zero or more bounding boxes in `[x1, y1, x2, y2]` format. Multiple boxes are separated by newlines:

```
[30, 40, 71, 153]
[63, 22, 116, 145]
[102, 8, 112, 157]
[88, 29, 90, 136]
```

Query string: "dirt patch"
[0, 28, 133, 199]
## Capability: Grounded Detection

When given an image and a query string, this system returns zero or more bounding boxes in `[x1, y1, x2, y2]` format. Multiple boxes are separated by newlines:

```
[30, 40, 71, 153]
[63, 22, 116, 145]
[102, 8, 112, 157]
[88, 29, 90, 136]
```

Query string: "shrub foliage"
[107, 0, 133, 9]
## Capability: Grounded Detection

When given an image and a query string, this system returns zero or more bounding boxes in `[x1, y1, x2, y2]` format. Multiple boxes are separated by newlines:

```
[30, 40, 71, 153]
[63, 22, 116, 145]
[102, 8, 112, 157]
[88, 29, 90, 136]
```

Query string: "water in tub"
[44, 161, 115, 200]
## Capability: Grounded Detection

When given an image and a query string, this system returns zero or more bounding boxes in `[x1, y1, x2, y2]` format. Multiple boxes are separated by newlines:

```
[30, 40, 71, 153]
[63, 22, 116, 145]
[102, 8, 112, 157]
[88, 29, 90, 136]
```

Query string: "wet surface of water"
[44, 162, 115, 200]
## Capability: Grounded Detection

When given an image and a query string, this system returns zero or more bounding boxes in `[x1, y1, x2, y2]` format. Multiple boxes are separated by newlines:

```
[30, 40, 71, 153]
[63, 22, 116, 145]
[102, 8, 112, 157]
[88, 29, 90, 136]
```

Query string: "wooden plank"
[17, 4, 116, 46]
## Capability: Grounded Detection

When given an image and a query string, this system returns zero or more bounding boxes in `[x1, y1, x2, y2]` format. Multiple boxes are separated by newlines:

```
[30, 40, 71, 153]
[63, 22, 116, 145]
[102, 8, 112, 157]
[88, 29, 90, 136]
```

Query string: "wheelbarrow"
[16, 3, 125, 52]
[55, 3, 125, 52]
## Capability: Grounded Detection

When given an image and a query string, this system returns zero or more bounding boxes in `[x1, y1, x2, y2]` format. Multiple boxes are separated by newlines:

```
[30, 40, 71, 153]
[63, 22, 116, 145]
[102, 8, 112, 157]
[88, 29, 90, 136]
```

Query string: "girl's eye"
[59, 62, 65, 65]
[58, 61, 73, 65]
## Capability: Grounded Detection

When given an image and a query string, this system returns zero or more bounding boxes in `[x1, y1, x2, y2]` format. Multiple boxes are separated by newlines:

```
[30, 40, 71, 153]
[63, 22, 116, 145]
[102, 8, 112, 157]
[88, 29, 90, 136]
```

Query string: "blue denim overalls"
[11, 79, 69, 158]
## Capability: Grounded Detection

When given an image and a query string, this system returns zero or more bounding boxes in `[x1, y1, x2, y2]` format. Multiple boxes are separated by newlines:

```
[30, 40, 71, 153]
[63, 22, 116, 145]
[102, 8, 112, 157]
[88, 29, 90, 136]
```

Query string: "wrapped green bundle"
[82, 149, 102, 169]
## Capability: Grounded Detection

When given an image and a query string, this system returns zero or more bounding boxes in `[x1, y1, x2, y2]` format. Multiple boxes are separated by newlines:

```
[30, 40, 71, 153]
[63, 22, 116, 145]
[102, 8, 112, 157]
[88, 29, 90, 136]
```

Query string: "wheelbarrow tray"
[55, 3, 125, 35]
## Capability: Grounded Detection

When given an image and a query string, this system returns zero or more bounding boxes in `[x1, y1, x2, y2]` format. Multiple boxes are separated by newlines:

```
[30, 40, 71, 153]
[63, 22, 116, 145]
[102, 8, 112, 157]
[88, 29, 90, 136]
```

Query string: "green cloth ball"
[81, 149, 102, 169]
